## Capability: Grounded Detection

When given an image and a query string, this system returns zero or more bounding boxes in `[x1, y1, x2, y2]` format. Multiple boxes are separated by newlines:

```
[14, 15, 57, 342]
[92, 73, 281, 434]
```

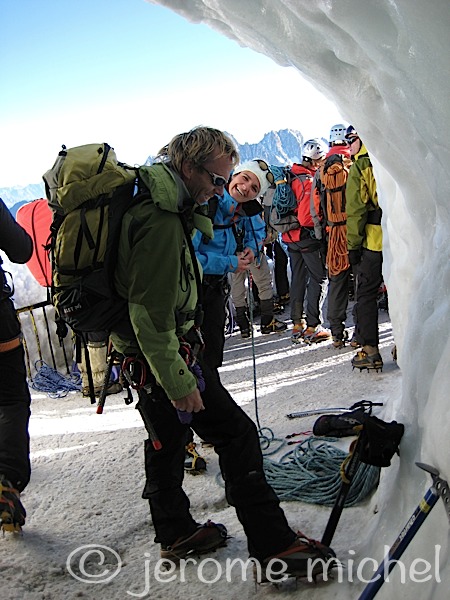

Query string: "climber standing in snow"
[0, 197, 33, 532]
[345, 125, 384, 371]
[109, 127, 335, 579]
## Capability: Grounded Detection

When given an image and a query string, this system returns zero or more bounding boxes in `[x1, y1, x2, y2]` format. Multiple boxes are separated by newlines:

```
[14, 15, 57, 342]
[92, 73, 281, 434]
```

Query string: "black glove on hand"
[348, 248, 362, 266]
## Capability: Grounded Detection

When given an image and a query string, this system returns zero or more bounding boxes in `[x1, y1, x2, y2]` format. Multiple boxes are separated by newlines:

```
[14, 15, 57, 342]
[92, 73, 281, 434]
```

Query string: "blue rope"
[262, 434, 380, 506]
[31, 360, 82, 398]
[271, 165, 296, 217]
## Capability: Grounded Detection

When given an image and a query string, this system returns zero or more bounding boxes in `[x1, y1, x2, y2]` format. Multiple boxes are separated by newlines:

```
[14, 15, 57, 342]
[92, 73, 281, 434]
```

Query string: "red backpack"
[291, 172, 314, 227]
[16, 199, 52, 287]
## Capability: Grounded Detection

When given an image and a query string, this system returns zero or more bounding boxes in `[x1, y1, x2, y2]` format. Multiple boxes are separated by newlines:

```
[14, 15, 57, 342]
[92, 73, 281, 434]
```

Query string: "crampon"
[184, 442, 207, 475]
[0, 478, 26, 533]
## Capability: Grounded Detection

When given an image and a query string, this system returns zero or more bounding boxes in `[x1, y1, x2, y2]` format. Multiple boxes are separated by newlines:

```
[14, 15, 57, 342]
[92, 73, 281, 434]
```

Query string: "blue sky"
[1, 0, 343, 187]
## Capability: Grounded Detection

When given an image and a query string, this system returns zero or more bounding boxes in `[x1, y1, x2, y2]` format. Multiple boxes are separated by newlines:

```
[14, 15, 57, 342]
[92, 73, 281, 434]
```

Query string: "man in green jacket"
[345, 126, 383, 371]
[110, 126, 334, 579]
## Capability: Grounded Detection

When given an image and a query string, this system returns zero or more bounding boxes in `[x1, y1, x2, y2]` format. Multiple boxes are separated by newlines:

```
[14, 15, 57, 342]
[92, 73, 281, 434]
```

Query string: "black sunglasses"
[255, 159, 275, 186]
[200, 166, 228, 187]
[346, 137, 359, 144]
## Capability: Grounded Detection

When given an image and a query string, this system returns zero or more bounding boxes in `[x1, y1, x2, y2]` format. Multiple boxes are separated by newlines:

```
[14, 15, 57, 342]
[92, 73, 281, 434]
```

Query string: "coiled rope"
[262, 433, 380, 506]
[271, 165, 295, 217]
[31, 360, 82, 398]
[321, 160, 350, 276]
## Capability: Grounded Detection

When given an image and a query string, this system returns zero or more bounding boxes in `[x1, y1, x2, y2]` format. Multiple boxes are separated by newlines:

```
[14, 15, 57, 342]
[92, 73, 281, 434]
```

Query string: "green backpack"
[43, 142, 144, 334]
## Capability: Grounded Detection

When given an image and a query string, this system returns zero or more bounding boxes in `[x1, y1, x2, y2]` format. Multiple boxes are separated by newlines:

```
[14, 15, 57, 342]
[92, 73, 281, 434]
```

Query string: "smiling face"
[228, 170, 261, 203]
[182, 152, 235, 205]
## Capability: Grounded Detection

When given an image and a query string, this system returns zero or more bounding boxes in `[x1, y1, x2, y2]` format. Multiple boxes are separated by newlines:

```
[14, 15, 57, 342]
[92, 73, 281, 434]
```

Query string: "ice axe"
[358, 462, 450, 600]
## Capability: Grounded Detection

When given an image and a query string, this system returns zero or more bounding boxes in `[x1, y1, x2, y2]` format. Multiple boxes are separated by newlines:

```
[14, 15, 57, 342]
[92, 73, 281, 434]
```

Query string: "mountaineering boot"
[291, 319, 307, 344]
[351, 345, 383, 372]
[260, 299, 288, 334]
[332, 330, 349, 349]
[184, 442, 207, 474]
[349, 334, 361, 349]
[0, 476, 26, 533]
[160, 520, 228, 562]
[332, 336, 345, 349]
[261, 318, 288, 334]
[82, 381, 123, 398]
[235, 306, 251, 339]
[273, 298, 284, 315]
[255, 532, 336, 583]
[280, 292, 290, 305]
[273, 293, 290, 315]
[303, 325, 331, 345]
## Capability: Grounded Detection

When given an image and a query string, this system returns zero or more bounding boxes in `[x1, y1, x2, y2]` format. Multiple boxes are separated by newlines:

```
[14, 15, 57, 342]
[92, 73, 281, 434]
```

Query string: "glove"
[348, 248, 362, 266]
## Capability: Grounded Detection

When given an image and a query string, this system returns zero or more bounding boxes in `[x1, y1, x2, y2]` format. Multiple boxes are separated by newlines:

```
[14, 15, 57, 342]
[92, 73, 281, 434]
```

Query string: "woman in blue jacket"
[193, 159, 274, 375]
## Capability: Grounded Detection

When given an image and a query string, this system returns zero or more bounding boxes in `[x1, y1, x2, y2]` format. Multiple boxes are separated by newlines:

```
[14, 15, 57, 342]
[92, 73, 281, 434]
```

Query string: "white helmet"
[329, 123, 347, 143]
[302, 138, 327, 161]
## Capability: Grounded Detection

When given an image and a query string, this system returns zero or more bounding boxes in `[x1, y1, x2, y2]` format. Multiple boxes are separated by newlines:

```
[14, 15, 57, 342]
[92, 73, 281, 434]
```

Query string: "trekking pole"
[247, 270, 262, 432]
[358, 462, 450, 600]
[321, 432, 364, 547]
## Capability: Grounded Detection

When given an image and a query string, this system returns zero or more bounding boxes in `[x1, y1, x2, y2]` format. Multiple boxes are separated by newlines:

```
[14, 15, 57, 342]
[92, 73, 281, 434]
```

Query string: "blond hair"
[156, 126, 239, 172]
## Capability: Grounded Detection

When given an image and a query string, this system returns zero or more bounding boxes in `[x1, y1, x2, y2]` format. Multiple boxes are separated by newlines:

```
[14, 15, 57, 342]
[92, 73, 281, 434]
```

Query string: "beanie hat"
[233, 159, 273, 197]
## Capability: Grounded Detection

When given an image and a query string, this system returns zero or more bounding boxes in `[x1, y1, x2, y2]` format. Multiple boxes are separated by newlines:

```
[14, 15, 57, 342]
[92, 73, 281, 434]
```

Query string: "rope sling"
[322, 160, 350, 276]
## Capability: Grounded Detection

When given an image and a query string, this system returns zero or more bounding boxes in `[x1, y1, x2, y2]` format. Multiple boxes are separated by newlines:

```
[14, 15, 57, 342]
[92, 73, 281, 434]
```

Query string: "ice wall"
[147, 1, 450, 597]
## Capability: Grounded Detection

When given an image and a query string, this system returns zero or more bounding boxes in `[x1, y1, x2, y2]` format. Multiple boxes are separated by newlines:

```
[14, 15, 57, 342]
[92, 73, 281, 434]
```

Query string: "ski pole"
[358, 462, 450, 600]
[321, 433, 364, 546]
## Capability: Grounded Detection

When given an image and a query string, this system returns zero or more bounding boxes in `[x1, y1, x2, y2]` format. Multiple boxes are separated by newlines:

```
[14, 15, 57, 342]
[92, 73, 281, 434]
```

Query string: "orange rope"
[322, 162, 350, 276]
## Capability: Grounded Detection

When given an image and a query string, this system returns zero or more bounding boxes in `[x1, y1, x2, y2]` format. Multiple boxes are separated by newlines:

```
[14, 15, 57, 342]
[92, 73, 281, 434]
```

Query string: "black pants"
[327, 267, 351, 339]
[139, 357, 296, 561]
[353, 249, 383, 347]
[288, 244, 328, 327]
[0, 299, 31, 492]
[274, 240, 290, 297]
[201, 277, 227, 372]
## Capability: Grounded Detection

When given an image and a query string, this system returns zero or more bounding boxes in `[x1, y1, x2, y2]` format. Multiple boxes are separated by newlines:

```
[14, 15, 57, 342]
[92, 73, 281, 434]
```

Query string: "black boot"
[260, 299, 288, 334]
[235, 306, 251, 338]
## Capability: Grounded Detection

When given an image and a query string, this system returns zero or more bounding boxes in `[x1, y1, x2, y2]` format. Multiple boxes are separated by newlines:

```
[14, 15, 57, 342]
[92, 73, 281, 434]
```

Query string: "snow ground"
[1, 304, 402, 600]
